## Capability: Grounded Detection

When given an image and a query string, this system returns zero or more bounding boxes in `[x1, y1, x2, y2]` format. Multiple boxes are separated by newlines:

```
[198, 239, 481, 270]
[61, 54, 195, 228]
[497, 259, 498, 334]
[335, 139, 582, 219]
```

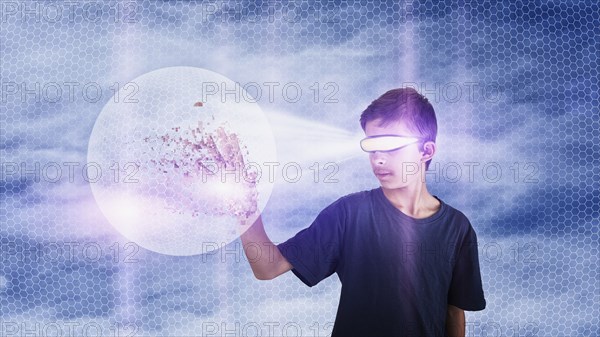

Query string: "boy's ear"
[421, 141, 436, 161]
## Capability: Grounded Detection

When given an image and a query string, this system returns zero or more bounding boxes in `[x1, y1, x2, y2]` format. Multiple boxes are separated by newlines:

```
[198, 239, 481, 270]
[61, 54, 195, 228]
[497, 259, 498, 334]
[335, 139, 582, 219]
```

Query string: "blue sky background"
[1, 0, 598, 336]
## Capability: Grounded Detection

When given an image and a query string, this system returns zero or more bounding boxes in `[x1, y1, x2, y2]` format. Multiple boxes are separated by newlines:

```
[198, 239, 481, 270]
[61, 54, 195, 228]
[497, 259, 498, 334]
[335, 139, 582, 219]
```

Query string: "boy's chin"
[379, 180, 408, 190]
[379, 177, 423, 191]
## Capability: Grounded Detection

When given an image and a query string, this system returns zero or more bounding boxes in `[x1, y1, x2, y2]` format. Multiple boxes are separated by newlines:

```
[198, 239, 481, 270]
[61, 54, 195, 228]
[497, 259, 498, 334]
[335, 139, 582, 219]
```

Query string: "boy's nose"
[370, 151, 386, 165]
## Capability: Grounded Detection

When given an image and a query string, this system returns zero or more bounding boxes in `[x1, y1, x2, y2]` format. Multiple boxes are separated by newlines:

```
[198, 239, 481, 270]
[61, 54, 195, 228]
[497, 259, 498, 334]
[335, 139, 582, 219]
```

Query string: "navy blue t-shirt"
[276, 188, 486, 337]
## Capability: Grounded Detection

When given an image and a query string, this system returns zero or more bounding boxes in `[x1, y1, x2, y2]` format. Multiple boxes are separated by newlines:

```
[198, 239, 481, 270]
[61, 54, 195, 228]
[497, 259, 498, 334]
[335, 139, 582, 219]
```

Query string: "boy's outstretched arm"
[446, 305, 465, 337]
[238, 216, 293, 280]
[205, 129, 292, 280]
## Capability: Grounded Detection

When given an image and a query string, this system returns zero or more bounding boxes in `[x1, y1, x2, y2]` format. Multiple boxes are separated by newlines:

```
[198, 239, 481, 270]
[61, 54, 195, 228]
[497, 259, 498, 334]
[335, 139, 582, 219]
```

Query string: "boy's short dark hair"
[359, 88, 438, 170]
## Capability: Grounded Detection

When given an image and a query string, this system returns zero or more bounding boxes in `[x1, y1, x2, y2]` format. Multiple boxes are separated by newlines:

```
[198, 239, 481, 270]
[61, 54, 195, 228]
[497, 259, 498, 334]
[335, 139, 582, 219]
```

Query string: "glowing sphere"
[87, 67, 276, 256]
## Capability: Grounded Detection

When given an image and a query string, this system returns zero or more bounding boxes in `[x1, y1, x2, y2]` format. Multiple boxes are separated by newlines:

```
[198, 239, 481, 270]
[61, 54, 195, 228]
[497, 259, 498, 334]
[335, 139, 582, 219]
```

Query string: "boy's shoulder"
[434, 198, 478, 237]
[438, 198, 471, 222]
[332, 188, 379, 208]
[317, 189, 378, 218]
[340, 188, 377, 202]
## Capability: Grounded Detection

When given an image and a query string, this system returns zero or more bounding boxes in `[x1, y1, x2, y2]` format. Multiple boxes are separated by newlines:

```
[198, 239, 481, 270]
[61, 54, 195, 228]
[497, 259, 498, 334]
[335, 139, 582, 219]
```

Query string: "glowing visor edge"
[360, 135, 421, 153]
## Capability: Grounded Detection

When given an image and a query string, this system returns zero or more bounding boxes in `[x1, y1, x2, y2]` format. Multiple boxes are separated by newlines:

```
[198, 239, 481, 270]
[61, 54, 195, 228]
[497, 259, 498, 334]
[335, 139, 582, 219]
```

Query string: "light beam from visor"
[265, 109, 365, 165]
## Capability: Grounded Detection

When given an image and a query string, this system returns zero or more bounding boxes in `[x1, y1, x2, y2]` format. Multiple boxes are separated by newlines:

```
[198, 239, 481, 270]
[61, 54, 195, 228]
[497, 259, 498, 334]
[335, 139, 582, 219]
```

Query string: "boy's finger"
[214, 127, 238, 165]
[206, 134, 225, 164]
[231, 134, 244, 161]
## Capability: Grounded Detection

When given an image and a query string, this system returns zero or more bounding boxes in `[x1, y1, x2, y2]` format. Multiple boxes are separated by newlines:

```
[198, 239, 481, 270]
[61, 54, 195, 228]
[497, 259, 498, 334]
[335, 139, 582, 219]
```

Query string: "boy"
[238, 88, 486, 337]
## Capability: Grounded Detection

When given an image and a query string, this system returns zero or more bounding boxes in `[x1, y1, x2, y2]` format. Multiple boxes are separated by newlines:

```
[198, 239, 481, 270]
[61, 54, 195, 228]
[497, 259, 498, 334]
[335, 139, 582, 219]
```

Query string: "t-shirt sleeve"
[447, 223, 486, 311]
[275, 200, 344, 287]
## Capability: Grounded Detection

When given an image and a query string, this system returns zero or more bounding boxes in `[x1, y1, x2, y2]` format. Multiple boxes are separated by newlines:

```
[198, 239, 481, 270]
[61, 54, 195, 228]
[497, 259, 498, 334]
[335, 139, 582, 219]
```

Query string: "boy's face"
[364, 118, 427, 190]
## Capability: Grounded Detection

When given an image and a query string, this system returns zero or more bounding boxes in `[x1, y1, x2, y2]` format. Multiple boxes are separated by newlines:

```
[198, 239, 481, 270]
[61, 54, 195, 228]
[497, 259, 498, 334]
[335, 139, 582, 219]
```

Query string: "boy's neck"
[381, 182, 440, 219]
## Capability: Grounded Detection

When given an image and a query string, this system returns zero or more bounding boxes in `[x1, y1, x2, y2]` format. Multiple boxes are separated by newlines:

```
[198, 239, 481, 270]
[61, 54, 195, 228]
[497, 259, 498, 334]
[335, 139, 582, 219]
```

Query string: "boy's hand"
[202, 126, 259, 224]
[147, 121, 260, 225]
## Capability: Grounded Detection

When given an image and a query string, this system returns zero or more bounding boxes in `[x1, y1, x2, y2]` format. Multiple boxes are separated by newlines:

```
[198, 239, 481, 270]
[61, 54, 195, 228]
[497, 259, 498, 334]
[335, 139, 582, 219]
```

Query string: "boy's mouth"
[374, 170, 392, 178]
